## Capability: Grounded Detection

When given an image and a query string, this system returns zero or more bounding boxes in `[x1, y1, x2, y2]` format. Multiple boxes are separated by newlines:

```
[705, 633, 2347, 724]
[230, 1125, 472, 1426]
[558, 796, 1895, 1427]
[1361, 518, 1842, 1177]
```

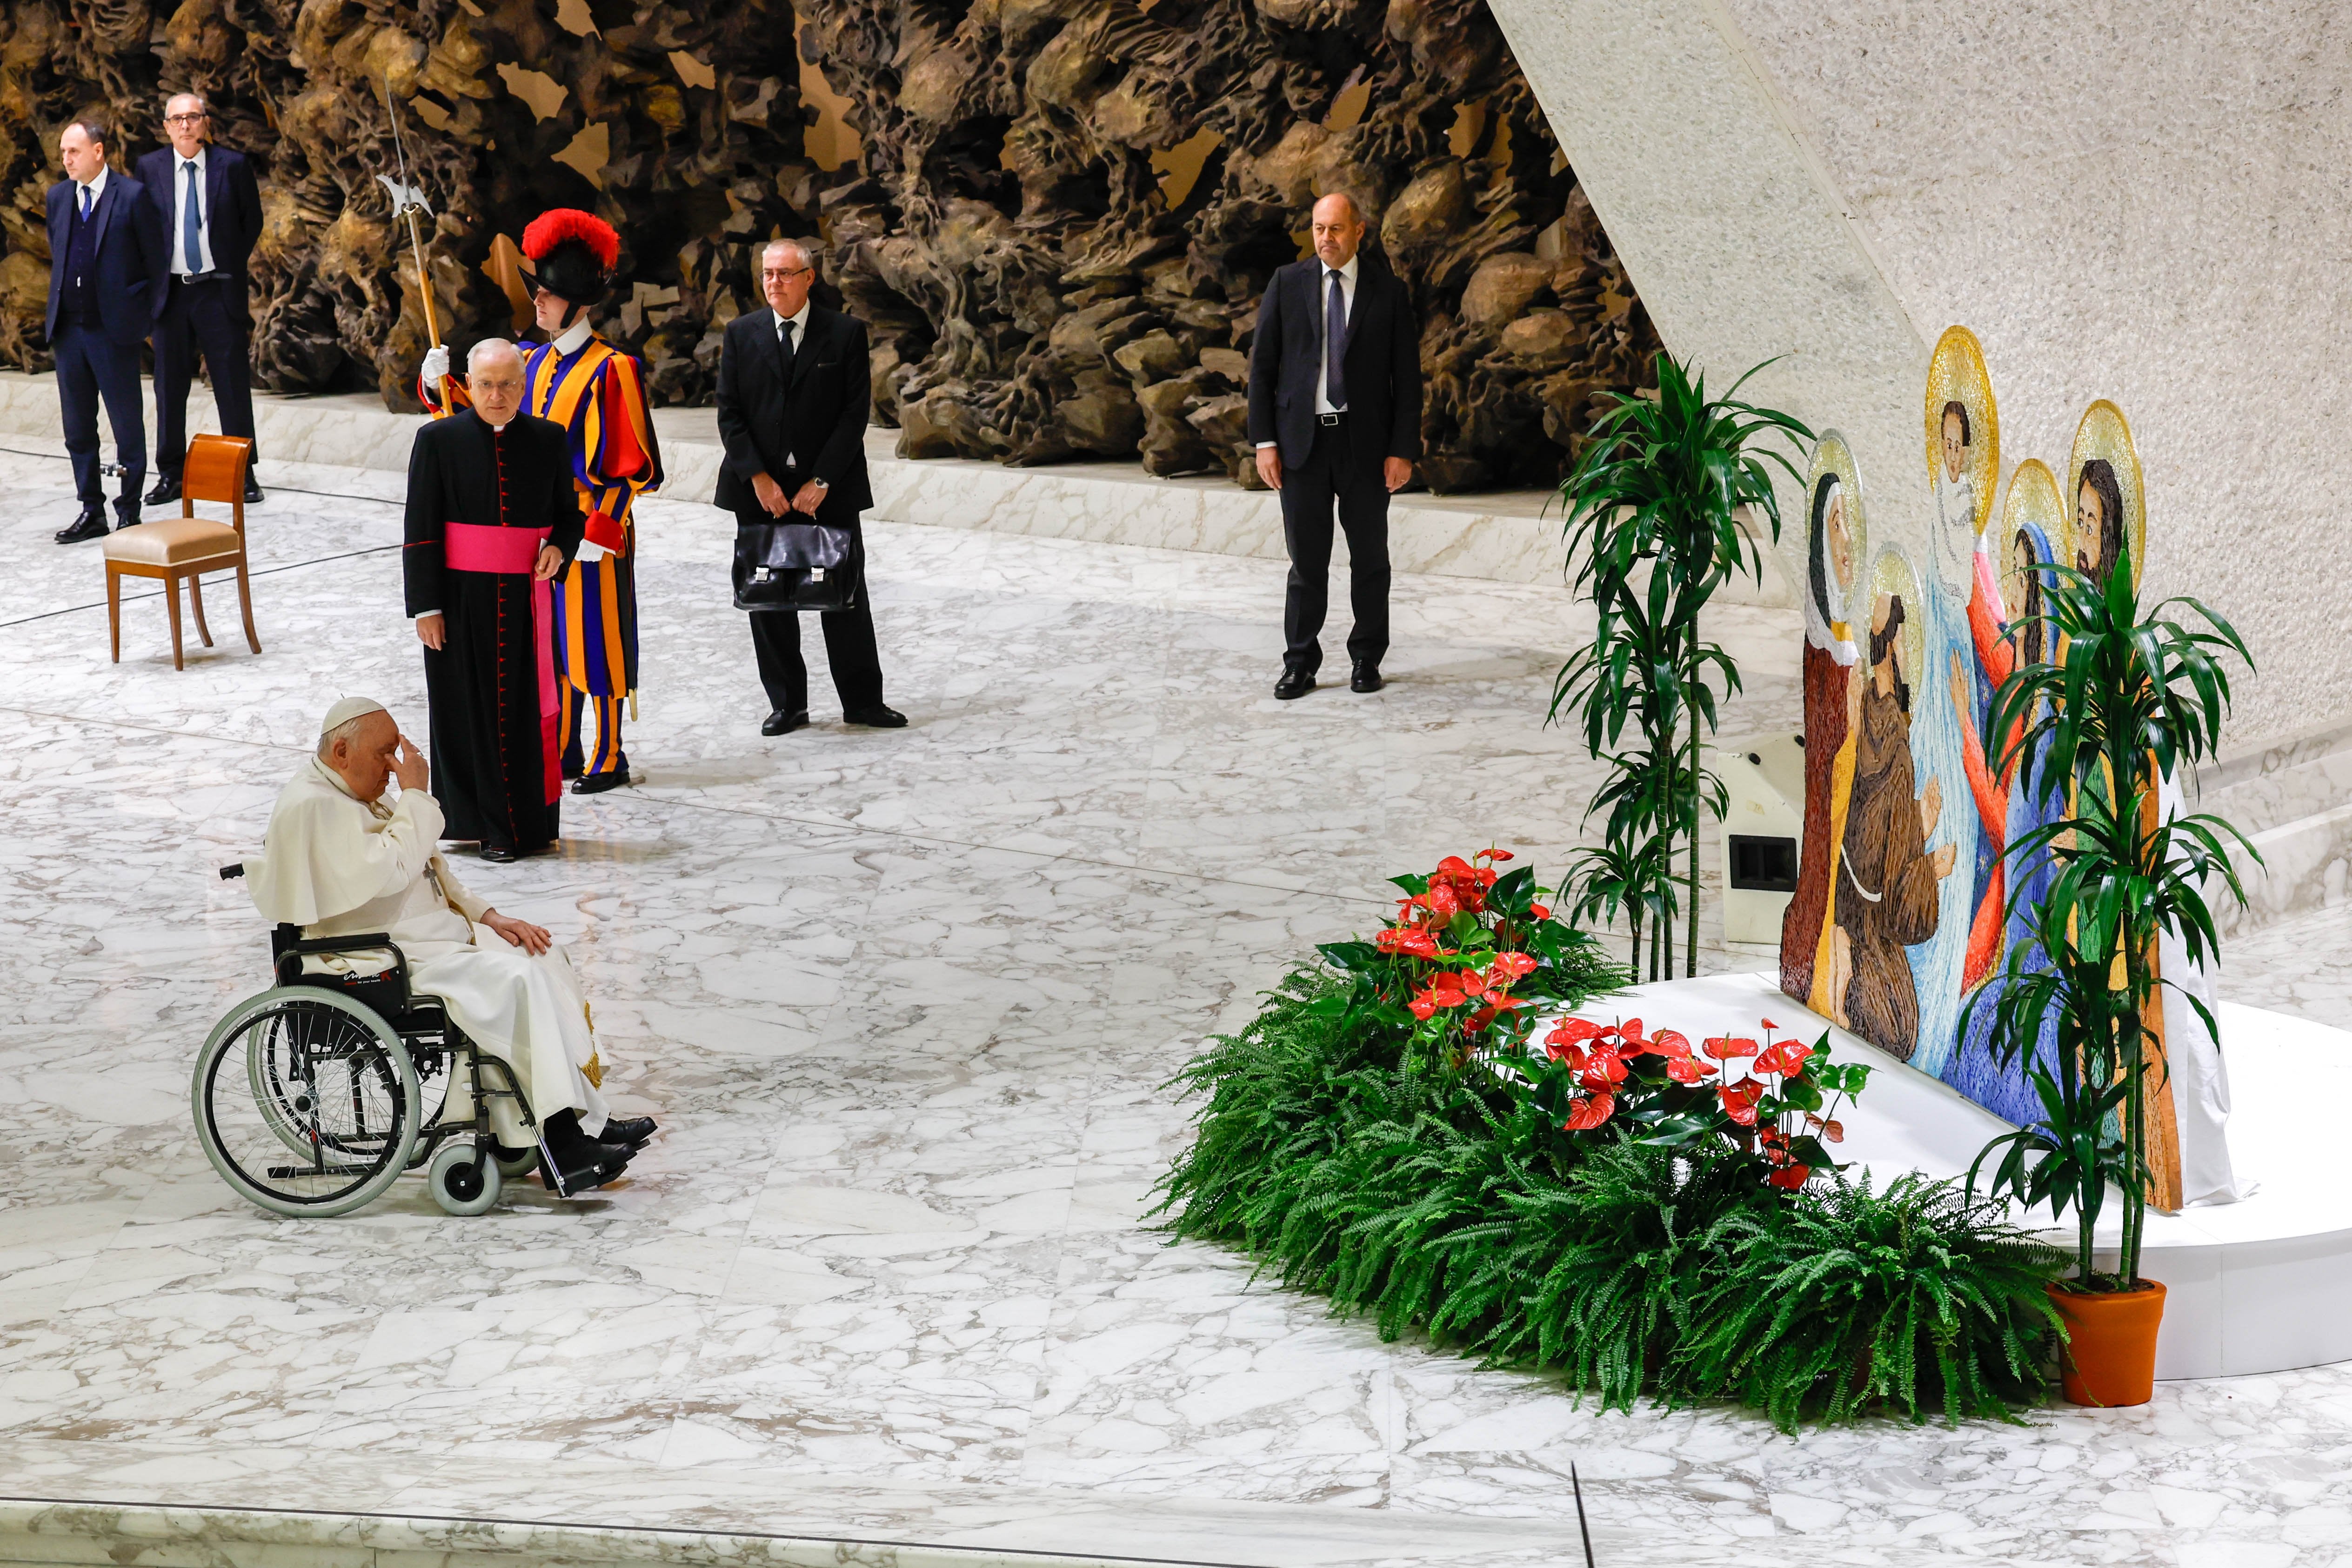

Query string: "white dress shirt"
[71, 165, 108, 221]
[172, 148, 214, 276]
[1256, 253, 1358, 449]
[777, 302, 811, 468]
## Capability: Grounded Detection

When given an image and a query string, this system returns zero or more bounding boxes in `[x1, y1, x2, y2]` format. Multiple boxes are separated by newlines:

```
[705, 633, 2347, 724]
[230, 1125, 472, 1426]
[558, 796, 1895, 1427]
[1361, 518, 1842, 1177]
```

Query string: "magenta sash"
[445, 522, 561, 805]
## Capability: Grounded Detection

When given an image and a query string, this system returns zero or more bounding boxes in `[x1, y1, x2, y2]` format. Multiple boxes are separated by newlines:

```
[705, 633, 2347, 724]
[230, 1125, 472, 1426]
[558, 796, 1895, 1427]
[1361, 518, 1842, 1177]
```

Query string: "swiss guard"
[421, 208, 662, 794]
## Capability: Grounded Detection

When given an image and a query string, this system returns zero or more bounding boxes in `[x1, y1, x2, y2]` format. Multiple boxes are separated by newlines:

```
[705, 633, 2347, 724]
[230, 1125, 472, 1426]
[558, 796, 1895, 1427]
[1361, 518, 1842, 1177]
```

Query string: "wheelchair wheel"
[194, 988, 421, 1218]
[428, 1141, 502, 1216]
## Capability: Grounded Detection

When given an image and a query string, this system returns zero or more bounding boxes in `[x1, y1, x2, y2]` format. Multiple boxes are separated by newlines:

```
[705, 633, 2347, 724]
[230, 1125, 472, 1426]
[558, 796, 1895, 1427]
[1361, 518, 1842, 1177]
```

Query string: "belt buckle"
[1318, 412, 1342, 427]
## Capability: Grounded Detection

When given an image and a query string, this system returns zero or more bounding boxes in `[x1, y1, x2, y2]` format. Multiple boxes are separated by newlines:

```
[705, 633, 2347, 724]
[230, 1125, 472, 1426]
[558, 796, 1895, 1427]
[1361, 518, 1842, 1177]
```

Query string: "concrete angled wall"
[1491, 0, 2352, 759]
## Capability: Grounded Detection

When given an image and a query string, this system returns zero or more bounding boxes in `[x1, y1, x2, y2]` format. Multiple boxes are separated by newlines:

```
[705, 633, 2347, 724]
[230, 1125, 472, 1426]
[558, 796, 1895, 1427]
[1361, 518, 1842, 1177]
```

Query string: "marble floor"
[2, 445, 2351, 1567]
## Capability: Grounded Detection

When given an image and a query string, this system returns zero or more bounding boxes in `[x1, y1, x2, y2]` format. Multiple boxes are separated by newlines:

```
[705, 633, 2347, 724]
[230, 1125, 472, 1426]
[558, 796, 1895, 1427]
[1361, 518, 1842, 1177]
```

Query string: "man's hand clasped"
[751, 471, 828, 518]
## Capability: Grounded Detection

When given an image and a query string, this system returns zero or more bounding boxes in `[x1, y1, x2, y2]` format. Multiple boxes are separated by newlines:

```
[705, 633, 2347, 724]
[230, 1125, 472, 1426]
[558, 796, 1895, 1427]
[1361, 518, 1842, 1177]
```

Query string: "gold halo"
[1865, 546, 1925, 695]
[1803, 429, 1866, 629]
[2065, 400, 2146, 590]
[1924, 325, 1999, 538]
[1995, 459, 2064, 626]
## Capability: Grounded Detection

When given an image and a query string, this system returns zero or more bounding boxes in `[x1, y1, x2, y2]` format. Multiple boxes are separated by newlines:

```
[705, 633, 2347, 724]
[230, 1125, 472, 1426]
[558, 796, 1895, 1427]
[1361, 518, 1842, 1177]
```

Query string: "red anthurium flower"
[1548, 1018, 1605, 1048]
[1468, 1005, 1498, 1032]
[1529, 902, 1551, 921]
[1647, 1028, 1692, 1059]
[1703, 1035, 1760, 1061]
[1492, 952, 1538, 983]
[1436, 856, 1474, 878]
[1766, 1164, 1811, 1190]
[1619, 1018, 1644, 1042]
[1754, 1040, 1814, 1077]
[1409, 996, 1437, 1021]
[1664, 1056, 1713, 1085]
[1580, 1054, 1628, 1089]
[1458, 970, 1490, 998]
[1486, 848, 1514, 862]
[1821, 1119, 1844, 1144]
[1717, 1080, 1764, 1126]
[1564, 1094, 1614, 1131]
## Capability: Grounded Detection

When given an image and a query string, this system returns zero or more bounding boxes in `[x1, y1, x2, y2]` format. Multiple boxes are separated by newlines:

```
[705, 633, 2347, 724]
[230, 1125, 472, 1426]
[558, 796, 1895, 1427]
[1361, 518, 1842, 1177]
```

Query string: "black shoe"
[480, 843, 519, 864]
[761, 708, 809, 736]
[244, 476, 264, 504]
[600, 1115, 657, 1148]
[843, 705, 907, 728]
[1274, 669, 1316, 701]
[54, 509, 109, 544]
[144, 475, 182, 507]
[1350, 662, 1384, 694]
[572, 769, 630, 795]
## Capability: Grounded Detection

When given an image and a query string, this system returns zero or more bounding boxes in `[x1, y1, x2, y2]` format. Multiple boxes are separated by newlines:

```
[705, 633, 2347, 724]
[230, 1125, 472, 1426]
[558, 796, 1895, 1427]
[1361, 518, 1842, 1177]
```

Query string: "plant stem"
[1686, 621, 1701, 980]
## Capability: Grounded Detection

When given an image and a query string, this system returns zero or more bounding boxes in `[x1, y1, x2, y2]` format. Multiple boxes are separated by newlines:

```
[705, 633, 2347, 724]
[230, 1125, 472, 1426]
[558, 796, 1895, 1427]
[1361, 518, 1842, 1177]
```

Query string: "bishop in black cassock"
[403, 406, 583, 857]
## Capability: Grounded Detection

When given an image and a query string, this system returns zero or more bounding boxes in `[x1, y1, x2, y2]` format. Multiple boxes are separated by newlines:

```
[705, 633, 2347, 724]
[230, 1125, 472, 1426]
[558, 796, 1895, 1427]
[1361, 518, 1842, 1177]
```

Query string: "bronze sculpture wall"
[0, 0, 1655, 493]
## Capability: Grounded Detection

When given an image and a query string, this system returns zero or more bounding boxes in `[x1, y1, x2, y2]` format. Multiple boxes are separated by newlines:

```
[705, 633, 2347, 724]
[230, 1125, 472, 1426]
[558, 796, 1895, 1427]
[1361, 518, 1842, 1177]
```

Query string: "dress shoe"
[600, 1115, 658, 1148]
[53, 509, 109, 545]
[571, 768, 630, 795]
[480, 843, 519, 864]
[843, 705, 908, 728]
[144, 475, 182, 507]
[244, 476, 265, 504]
[1350, 662, 1384, 694]
[1274, 669, 1316, 701]
[761, 708, 809, 736]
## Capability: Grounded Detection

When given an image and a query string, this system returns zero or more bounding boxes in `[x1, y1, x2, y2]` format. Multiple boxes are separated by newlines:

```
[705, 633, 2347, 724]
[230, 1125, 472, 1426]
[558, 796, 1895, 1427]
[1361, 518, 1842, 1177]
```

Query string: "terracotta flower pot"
[2047, 1279, 2166, 1408]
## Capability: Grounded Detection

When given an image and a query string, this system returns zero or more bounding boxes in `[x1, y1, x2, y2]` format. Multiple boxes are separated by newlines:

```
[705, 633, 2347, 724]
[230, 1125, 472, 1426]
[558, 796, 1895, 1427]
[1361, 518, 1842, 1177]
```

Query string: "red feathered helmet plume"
[520, 208, 621, 309]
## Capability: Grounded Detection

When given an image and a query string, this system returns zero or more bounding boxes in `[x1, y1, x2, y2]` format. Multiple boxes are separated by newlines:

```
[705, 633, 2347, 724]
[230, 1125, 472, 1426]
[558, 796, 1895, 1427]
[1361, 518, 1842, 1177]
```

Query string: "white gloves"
[575, 539, 608, 563]
[421, 344, 450, 386]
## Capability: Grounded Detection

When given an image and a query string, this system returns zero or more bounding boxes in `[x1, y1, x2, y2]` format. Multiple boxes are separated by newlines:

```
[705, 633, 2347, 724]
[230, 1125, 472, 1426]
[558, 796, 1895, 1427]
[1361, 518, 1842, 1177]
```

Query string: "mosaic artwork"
[1778, 330, 2212, 1204]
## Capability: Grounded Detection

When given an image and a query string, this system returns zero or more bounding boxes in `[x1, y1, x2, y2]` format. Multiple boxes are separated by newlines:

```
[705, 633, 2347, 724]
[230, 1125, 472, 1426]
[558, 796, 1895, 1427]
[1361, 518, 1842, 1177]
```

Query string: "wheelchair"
[195, 862, 582, 1218]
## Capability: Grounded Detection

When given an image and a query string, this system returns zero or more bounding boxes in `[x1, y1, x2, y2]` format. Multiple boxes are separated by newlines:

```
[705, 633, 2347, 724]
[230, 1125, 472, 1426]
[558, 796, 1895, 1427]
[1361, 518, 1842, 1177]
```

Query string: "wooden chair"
[102, 435, 261, 670]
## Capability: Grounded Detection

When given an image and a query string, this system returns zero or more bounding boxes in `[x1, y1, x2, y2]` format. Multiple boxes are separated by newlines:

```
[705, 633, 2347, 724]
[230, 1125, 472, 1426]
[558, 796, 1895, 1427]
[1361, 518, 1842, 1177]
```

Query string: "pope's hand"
[481, 910, 552, 956]
[392, 734, 428, 794]
[416, 612, 446, 650]
[421, 345, 450, 386]
[534, 544, 563, 581]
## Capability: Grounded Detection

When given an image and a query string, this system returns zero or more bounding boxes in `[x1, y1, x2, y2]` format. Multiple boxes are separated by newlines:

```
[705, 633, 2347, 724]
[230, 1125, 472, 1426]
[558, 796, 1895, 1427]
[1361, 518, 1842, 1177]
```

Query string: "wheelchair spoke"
[204, 997, 411, 1211]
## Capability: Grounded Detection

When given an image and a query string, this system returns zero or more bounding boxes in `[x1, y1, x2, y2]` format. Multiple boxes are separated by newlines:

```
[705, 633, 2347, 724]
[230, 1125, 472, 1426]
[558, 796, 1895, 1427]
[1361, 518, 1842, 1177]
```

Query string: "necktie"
[79, 184, 90, 222]
[182, 160, 202, 274]
[778, 316, 796, 376]
[1324, 269, 1348, 412]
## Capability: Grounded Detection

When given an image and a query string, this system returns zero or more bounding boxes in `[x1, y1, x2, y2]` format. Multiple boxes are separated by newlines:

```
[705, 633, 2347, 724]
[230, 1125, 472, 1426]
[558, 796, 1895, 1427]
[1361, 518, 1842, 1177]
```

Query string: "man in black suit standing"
[45, 120, 165, 544]
[1246, 191, 1421, 699]
[715, 238, 903, 735]
[139, 92, 266, 507]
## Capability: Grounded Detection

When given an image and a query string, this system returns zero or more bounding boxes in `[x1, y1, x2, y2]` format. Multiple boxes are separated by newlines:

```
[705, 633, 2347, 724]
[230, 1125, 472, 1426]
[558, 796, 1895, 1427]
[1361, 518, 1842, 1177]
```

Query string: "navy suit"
[137, 145, 264, 481]
[1245, 254, 1422, 674]
[45, 173, 165, 523]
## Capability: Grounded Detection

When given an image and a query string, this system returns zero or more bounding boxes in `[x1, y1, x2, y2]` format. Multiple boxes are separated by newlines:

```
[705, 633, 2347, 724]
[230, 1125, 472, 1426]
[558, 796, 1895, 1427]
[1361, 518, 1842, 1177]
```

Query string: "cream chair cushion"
[103, 518, 243, 568]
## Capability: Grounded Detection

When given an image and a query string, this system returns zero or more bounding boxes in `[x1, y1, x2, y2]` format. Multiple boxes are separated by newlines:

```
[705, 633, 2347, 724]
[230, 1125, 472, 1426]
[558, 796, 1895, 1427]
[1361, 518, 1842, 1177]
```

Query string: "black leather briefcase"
[732, 519, 860, 612]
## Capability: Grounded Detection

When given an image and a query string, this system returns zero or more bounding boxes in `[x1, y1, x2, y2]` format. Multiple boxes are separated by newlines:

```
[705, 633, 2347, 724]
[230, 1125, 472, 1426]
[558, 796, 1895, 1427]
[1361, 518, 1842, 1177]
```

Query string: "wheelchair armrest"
[273, 932, 411, 997]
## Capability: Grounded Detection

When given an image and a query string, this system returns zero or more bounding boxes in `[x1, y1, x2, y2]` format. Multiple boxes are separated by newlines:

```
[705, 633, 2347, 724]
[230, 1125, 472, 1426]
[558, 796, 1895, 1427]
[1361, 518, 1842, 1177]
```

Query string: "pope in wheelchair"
[195, 697, 655, 1217]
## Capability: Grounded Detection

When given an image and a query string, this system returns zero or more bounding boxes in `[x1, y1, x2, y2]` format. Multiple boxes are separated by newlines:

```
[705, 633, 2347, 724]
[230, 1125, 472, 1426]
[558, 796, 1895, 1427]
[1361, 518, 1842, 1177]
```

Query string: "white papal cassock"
[246, 757, 610, 1146]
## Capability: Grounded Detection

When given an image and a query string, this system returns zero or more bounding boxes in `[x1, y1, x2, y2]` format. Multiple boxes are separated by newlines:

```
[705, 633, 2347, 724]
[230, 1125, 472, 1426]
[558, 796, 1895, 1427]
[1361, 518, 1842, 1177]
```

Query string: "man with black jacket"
[45, 119, 165, 544]
[139, 93, 266, 506]
[1245, 192, 1421, 699]
[714, 238, 902, 735]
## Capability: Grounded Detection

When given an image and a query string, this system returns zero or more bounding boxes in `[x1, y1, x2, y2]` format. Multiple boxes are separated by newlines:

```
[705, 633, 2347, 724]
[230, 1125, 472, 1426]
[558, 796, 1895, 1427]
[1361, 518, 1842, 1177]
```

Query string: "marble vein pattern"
[0, 446, 2350, 1567]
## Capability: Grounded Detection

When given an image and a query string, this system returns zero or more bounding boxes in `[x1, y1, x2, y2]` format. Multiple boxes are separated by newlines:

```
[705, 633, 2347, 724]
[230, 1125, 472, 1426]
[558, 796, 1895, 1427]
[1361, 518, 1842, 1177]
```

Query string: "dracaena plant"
[1553, 354, 1812, 981]
[1966, 544, 2255, 1291]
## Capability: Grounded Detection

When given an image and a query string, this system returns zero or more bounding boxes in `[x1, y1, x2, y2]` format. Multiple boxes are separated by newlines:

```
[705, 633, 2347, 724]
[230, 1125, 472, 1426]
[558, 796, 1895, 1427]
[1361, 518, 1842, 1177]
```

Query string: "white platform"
[1584, 973, 2352, 1380]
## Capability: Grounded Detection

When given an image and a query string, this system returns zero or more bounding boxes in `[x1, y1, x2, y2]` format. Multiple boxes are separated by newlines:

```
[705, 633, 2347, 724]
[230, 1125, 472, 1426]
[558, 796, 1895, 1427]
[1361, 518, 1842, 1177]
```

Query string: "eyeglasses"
[761, 267, 812, 280]
[164, 113, 208, 126]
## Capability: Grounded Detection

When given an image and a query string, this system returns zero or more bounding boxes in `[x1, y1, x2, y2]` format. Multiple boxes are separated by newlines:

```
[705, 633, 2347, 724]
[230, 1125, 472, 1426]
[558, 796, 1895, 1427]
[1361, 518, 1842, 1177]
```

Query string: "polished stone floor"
[3, 446, 2351, 1567]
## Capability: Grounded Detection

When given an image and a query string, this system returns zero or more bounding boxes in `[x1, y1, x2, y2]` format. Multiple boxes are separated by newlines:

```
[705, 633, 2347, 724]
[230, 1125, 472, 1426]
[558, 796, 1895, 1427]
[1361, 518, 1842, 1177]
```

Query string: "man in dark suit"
[45, 119, 165, 544]
[714, 238, 902, 735]
[1246, 191, 1421, 699]
[139, 92, 266, 507]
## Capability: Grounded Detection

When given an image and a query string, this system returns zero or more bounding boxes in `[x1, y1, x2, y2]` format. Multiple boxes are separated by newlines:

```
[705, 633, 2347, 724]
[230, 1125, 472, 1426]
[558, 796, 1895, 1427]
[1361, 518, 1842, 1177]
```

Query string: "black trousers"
[737, 503, 885, 717]
[1278, 415, 1391, 673]
[53, 317, 145, 523]
[154, 276, 256, 479]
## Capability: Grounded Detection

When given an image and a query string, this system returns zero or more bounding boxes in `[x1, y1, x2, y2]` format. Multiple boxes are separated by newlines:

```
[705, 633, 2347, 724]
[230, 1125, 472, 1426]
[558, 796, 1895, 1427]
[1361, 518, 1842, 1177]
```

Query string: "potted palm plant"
[1552, 355, 1811, 981]
[1966, 540, 2254, 1406]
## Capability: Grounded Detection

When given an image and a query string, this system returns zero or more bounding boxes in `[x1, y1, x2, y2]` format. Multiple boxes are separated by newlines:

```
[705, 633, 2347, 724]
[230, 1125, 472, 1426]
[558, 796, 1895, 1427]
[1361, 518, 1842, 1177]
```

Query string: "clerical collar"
[552, 316, 594, 355]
